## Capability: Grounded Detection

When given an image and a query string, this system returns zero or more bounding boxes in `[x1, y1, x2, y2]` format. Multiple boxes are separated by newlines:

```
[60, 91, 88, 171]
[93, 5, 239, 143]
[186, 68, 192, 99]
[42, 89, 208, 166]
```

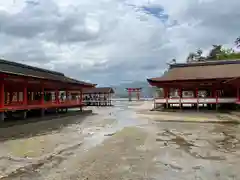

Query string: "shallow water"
[0, 101, 240, 179]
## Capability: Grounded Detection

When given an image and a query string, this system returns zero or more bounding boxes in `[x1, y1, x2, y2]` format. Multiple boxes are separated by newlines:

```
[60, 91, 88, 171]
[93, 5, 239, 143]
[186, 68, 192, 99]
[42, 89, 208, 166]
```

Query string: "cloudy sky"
[0, 0, 239, 86]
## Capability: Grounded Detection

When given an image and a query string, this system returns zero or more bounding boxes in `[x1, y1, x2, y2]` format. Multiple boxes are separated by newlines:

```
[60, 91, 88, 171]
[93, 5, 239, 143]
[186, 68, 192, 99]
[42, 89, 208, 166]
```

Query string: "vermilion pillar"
[79, 89, 83, 111]
[178, 88, 182, 109]
[16, 92, 19, 103]
[164, 88, 169, 108]
[66, 91, 69, 102]
[0, 80, 4, 121]
[195, 88, 199, 111]
[9, 92, 13, 104]
[0, 81, 4, 108]
[237, 87, 240, 101]
[40, 86, 45, 116]
[23, 85, 27, 106]
[163, 88, 168, 98]
[41, 87, 44, 105]
[178, 88, 182, 97]
[55, 90, 59, 104]
[80, 89, 83, 105]
[215, 89, 218, 111]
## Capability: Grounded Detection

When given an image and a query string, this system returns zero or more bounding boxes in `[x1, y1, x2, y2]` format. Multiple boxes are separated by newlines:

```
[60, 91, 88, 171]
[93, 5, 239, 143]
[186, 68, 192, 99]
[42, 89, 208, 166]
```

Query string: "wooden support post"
[22, 83, 28, 120]
[41, 87, 44, 105]
[9, 92, 13, 104]
[55, 90, 59, 113]
[102, 93, 104, 106]
[109, 93, 112, 106]
[196, 88, 199, 111]
[31, 92, 34, 101]
[165, 88, 169, 109]
[66, 91, 69, 102]
[16, 92, 19, 103]
[41, 86, 45, 117]
[0, 80, 5, 121]
[237, 87, 239, 102]
[80, 89, 83, 111]
[98, 93, 100, 106]
[55, 90, 59, 104]
[105, 93, 107, 106]
[178, 88, 182, 110]
[23, 84, 27, 106]
[215, 89, 218, 111]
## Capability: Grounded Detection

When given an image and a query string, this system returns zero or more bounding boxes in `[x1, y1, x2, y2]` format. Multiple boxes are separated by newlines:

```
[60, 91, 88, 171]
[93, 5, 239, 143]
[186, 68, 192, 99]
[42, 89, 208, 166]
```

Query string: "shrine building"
[147, 60, 240, 110]
[0, 59, 96, 121]
[83, 87, 114, 106]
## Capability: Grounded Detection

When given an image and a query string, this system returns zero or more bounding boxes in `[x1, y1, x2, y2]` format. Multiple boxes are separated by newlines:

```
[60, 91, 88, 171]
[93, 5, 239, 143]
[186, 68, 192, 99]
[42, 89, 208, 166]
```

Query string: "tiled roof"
[0, 59, 95, 87]
[148, 60, 240, 83]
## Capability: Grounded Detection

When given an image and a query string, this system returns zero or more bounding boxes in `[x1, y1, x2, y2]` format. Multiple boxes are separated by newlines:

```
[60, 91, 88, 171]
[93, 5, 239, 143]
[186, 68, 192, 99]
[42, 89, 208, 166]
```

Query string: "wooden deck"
[155, 97, 237, 104]
[0, 100, 83, 112]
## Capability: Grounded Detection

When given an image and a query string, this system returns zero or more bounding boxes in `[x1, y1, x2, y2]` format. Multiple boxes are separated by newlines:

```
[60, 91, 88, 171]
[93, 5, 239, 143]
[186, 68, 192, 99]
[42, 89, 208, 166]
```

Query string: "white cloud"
[0, 0, 239, 86]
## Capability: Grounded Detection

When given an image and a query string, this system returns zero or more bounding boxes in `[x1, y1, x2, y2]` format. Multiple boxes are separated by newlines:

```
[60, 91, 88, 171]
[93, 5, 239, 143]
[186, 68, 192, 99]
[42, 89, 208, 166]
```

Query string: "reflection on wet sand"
[0, 101, 240, 180]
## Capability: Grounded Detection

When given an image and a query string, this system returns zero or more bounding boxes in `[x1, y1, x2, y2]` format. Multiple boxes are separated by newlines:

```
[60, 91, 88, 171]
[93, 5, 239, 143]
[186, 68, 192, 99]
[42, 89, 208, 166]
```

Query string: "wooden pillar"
[0, 80, 5, 121]
[55, 90, 59, 104]
[109, 93, 112, 106]
[16, 92, 19, 103]
[164, 88, 169, 109]
[178, 88, 182, 109]
[40, 86, 45, 117]
[215, 89, 218, 111]
[31, 92, 34, 101]
[9, 91, 13, 104]
[41, 87, 44, 105]
[80, 90, 83, 105]
[237, 87, 239, 101]
[23, 84, 27, 106]
[80, 89, 83, 111]
[21, 83, 28, 119]
[66, 91, 69, 102]
[103, 93, 106, 106]
[196, 88, 199, 111]
[55, 90, 59, 113]
[99, 93, 101, 106]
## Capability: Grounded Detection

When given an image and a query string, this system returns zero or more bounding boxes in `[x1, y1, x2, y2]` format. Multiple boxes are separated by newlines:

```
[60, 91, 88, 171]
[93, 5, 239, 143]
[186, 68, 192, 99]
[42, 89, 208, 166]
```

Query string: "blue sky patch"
[141, 5, 169, 22]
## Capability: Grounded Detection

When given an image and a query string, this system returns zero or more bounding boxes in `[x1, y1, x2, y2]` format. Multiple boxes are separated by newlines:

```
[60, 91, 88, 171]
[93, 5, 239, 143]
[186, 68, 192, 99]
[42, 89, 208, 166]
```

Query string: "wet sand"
[1, 101, 240, 179]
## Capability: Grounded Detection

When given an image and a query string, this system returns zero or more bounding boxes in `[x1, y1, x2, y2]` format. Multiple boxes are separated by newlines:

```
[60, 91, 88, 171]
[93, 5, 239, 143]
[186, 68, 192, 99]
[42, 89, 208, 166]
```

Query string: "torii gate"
[126, 88, 142, 101]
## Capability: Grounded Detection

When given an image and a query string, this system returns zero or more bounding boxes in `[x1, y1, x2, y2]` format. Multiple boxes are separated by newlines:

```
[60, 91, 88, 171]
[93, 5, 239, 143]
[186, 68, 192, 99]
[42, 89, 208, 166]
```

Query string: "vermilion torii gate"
[126, 88, 142, 101]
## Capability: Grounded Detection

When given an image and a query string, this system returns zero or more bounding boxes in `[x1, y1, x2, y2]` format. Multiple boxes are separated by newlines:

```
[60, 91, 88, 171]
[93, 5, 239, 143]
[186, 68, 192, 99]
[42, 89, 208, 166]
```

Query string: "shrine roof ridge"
[170, 59, 240, 69]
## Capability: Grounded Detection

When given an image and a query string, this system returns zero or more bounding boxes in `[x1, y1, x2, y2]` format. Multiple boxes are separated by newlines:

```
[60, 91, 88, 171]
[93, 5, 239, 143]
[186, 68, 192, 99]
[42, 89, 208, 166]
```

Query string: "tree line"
[186, 37, 240, 63]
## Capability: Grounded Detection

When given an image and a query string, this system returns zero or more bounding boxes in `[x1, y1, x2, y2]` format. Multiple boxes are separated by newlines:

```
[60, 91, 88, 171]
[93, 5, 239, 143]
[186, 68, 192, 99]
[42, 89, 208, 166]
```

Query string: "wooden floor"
[0, 100, 84, 112]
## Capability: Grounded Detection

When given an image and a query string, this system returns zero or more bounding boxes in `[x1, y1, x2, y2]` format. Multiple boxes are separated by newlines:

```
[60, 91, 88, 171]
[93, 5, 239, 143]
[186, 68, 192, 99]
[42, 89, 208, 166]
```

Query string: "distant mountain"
[112, 81, 154, 98]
